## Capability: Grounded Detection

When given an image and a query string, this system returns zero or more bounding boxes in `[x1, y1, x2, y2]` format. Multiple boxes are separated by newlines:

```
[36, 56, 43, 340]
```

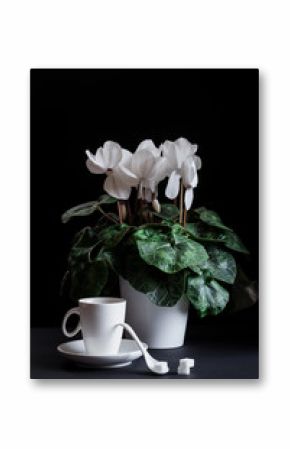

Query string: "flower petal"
[110, 149, 137, 187]
[85, 150, 106, 173]
[184, 187, 194, 210]
[86, 159, 105, 174]
[120, 149, 133, 167]
[175, 138, 198, 166]
[165, 170, 181, 199]
[161, 140, 178, 170]
[194, 155, 202, 170]
[137, 181, 143, 199]
[115, 165, 138, 187]
[101, 141, 122, 169]
[144, 177, 156, 193]
[104, 173, 131, 200]
[151, 156, 170, 183]
[131, 150, 155, 179]
[136, 139, 161, 157]
[181, 158, 196, 187]
[144, 188, 152, 202]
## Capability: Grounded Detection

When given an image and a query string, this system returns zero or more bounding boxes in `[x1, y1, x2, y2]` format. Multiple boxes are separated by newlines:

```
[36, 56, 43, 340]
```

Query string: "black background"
[30, 69, 258, 335]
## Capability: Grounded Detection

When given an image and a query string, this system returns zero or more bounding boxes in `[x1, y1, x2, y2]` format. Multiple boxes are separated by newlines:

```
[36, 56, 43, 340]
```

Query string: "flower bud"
[152, 198, 161, 213]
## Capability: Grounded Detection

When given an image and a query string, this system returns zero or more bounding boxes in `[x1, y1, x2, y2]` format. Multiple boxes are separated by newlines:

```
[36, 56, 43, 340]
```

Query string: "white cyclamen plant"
[62, 137, 250, 318]
[86, 137, 201, 219]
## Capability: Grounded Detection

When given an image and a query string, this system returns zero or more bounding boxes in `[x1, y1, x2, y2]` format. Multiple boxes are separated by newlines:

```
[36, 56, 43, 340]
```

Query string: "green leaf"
[176, 241, 208, 272]
[61, 194, 117, 223]
[223, 230, 249, 254]
[133, 224, 169, 242]
[98, 269, 119, 297]
[228, 266, 258, 313]
[186, 223, 249, 254]
[69, 260, 108, 300]
[186, 222, 227, 243]
[171, 223, 187, 243]
[97, 194, 118, 205]
[72, 226, 98, 246]
[68, 227, 100, 266]
[117, 248, 156, 298]
[97, 224, 131, 248]
[98, 248, 118, 272]
[202, 245, 237, 284]
[119, 250, 185, 306]
[67, 226, 113, 299]
[195, 207, 232, 231]
[134, 225, 208, 274]
[147, 272, 185, 306]
[62, 201, 100, 224]
[136, 240, 176, 273]
[153, 203, 180, 222]
[186, 275, 229, 318]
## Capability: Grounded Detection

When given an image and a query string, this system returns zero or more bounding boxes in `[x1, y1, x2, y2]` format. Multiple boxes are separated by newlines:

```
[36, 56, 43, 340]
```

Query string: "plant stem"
[117, 201, 123, 224]
[121, 201, 127, 222]
[183, 208, 187, 227]
[179, 181, 184, 225]
[142, 187, 149, 223]
[151, 192, 156, 223]
[98, 206, 119, 224]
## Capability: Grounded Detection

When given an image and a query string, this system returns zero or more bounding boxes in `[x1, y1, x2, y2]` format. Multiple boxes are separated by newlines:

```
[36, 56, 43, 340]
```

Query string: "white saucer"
[57, 339, 147, 368]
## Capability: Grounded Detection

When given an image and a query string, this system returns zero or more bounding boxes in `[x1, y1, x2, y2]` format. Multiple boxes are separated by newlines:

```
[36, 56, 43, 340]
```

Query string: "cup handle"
[62, 307, 81, 337]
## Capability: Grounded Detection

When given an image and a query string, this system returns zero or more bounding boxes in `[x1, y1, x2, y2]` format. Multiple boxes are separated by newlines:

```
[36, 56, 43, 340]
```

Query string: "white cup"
[62, 297, 126, 355]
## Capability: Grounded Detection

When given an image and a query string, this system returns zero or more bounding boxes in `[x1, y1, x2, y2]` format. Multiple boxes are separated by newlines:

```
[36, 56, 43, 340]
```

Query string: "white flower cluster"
[85, 137, 201, 210]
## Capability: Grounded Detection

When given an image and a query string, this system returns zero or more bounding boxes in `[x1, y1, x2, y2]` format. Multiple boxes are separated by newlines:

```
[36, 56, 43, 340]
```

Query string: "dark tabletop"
[30, 323, 259, 379]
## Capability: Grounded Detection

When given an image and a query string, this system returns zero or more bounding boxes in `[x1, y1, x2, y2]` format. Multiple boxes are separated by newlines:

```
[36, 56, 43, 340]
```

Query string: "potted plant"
[61, 138, 250, 348]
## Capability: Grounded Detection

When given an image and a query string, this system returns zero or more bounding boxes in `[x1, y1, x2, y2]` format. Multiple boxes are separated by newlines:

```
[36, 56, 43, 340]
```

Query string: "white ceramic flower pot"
[119, 277, 189, 349]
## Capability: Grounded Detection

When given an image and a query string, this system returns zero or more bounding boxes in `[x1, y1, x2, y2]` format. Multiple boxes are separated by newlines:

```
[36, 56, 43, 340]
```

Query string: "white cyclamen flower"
[133, 139, 168, 201]
[86, 141, 137, 200]
[135, 139, 161, 158]
[161, 137, 201, 210]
